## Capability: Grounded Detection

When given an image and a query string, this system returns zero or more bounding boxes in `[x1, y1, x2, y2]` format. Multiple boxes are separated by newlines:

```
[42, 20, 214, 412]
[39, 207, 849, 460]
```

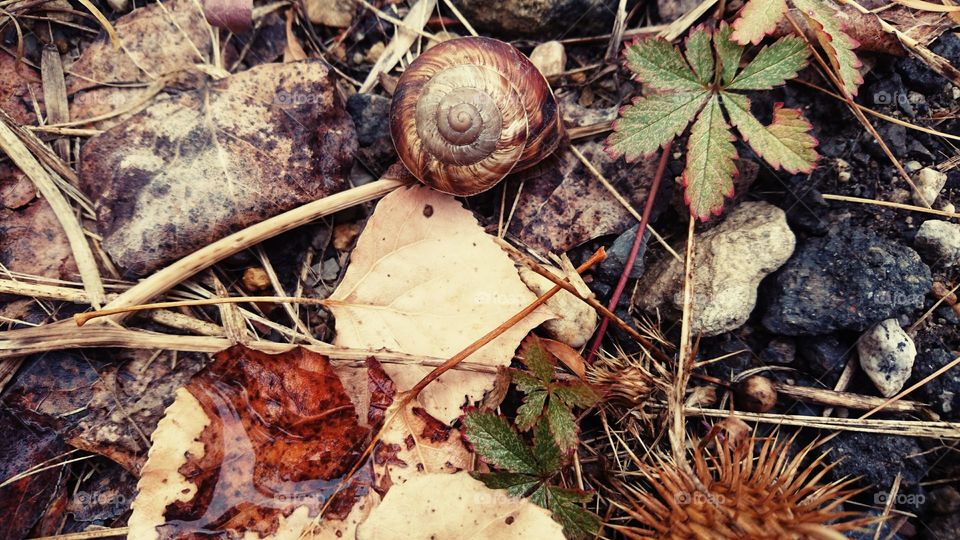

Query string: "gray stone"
[597, 225, 647, 282]
[913, 167, 947, 206]
[915, 219, 960, 266]
[762, 227, 931, 335]
[635, 201, 795, 337]
[857, 319, 916, 397]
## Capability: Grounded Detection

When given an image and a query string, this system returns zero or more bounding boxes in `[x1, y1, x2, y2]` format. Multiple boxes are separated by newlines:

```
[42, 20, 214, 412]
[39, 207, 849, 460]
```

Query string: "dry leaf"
[328, 186, 553, 424]
[509, 140, 659, 254]
[68, 0, 214, 95]
[78, 60, 355, 275]
[129, 345, 379, 540]
[0, 53, 42, 124]
[0, 195, 77, 280]
[356, 472, 565, 539]
[518, 256, 597, 348]
[373, 391, 473, 488]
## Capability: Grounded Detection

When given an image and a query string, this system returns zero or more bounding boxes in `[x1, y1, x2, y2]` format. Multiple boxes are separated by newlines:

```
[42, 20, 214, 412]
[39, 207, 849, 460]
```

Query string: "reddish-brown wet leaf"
[509, 140, 658, 254]
[0, 53, 42, 124]
[0, 408, 69, 539]
[129, 345, 379, 539]
[0, 193, 77, 280]
[78, 60, 356, 275]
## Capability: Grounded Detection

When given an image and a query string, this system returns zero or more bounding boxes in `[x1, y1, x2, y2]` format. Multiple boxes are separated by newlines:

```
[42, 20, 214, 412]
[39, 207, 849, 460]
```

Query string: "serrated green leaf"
[516, 390, 547, 431]
[606, 91, 708, 161]
[473, 472, 541, 498]
[727, 35, 808, 90]
[793, 0, 862, 96]
[464, 410, 539, 474]
[512, 370, 545, 395]
[519, 335, 555, 383]
[533, 418, 562, 475]
[723, 92, 818, 174]
[543, 486, 601, 539]
[552, 381, 600, 409]
[684, 27, 714, 84]
[683, 95, 737, 220]
[730, 0, 788, 45]
[546, 398, 578, 452]
[624, 38, 705, 92]
[715, 22, 744, 86]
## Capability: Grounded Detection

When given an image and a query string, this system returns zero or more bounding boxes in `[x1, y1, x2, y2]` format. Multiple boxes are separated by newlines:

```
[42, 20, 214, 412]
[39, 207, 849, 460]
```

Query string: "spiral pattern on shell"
[390, 37, 564, 196]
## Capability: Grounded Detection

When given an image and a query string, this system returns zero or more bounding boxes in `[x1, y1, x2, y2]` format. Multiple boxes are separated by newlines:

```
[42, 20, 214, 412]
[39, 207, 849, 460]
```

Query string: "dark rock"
[797, 334, 853, 382]
[657, 0, 700, 22]
[760, 338, 796, 365]
[865, 123, 908, 159]
[830, 432, 928, 500]
[762, 227, 932, 335]
[896, 33, 960, 95]
[346, 93, 395, 176]
[847, 511, 907, 540]
[911, 349, 960, 419]
[783, 185, 829, 236]
[451, 0, 624, 38]
[597, 225, 648, 282]
[930, 486, 960, 515]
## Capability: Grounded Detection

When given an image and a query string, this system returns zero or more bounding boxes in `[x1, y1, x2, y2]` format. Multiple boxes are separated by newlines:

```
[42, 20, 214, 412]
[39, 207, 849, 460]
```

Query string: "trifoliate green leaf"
[533, 418, 562, 475]
[726, 35, 809, 90]
[623, 38, 705, 92]
[792, 0, 862, 96]
[723, 92, 818, 174]
[464, 410, 539, 474]
[683, 95, 737, 220]
[473, 472, 541, 498]
[606, 91, 709, 161]
[516, 390, 547, 431]
[543, 487, 601, 539]
[552, 382, 600, 409]
[546, 398, 578, 451]
[715, 22, 744, 86]
[519, 335, 555, 383]
[730, 0, 788, 45]
[684, 27, 715, 84]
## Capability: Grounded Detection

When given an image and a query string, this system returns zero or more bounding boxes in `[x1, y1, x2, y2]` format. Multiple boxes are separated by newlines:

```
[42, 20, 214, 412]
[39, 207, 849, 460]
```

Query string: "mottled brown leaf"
[79, 60, 356, 275]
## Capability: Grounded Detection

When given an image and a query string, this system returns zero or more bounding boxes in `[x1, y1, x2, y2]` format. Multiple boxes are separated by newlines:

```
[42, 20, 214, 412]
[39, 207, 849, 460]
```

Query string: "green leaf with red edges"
[515, 390, 547, 431]
[623, 37, 705, 91]
[683, 95, 737, 220]
[684, 26, 715, 84]
[726, 35, 809, 90]
[731, 0, 788, 45]
[792, 0, 862, 96]
[605, 91, 708, 161]
[715, 22, 744, 86]
[464, 410, 539, 474]
[723, 92, 818, 174]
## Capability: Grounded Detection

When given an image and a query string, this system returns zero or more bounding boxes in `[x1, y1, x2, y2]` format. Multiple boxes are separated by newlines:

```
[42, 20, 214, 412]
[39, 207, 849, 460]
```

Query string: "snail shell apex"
[390, 36, 564, 196]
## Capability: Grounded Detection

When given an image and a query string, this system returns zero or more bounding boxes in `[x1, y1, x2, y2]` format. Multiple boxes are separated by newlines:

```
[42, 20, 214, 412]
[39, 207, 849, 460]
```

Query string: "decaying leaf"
[68, 0, 215, 95]
[0, 53, 42, 124]
[129, 346, 378, 539]
[0, 196, 77, 281]
[356, 472, 565, 539]
[509, 140, 659, 253]
[327, 186, 553, 424]
[0, 408, 68, 539]
[373, 391, 473, 488]
[79, 60, 356, 275]
[517, 257, 598, 349]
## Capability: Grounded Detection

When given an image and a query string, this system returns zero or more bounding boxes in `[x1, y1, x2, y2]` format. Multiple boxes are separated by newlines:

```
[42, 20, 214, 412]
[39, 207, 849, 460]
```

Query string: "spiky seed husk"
[612, 436, 870, 539]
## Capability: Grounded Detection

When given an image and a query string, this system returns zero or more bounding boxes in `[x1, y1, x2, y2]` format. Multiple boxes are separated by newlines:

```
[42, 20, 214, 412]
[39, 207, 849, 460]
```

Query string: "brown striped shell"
[390, 37, 564, 196]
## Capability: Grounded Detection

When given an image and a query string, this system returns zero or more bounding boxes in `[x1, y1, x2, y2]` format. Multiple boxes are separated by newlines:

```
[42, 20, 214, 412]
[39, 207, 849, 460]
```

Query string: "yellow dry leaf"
[355, 472, 565, 540]
[327, 185, 554, 424]
[374, 391, 473, 488]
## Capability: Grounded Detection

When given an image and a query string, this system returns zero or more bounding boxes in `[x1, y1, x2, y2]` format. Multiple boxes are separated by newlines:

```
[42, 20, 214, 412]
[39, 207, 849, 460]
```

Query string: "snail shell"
[390, 36, 564, 196]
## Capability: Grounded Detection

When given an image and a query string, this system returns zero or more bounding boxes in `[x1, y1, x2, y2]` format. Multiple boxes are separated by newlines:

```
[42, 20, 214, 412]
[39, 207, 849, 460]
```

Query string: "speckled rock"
[857, 319, 916, 397]
[915, 219, 960, 267]
[763, 227, 931, 335]
[635, 201, 795, 337]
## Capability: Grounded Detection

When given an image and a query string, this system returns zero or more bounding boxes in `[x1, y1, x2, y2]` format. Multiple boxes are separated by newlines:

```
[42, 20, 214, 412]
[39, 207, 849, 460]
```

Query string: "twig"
[586, 141, 672, 364]
[821, 193, 960, 219]
[672, 215, 697, 466]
